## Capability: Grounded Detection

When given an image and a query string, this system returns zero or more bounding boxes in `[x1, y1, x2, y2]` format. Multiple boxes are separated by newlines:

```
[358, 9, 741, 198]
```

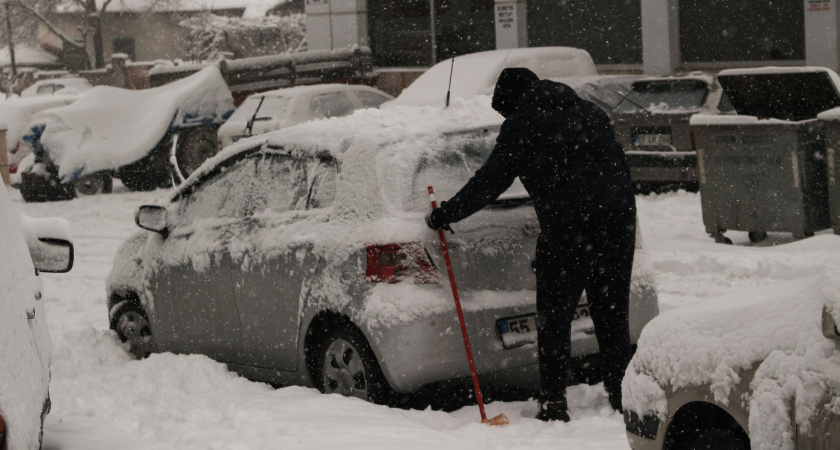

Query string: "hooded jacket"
[438, 79, 635, 233]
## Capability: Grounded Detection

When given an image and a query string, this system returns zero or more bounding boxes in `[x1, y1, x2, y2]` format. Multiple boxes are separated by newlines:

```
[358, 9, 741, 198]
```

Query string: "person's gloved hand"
[425, 207, 452, 233]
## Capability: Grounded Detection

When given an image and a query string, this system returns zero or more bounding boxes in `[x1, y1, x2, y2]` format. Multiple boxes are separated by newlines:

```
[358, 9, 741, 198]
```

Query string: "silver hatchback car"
[106, 105, 659, 404]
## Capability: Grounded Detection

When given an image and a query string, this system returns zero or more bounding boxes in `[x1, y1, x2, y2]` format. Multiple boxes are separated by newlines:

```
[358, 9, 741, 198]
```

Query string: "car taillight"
[9, 143, 18, 154]
[8, 163, 16, 174]
[366, 243, 438, 283]
[691, 131, 697, 151]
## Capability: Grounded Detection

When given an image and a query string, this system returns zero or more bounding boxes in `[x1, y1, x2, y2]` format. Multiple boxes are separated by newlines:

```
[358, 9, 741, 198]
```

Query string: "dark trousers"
[534, 209, 636, 405]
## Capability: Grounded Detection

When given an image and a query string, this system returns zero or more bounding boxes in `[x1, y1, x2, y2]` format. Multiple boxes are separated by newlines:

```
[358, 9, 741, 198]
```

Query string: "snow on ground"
[8, 184, 840, 449]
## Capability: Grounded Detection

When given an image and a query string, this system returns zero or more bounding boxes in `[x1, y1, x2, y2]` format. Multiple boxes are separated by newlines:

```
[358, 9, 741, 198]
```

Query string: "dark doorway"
[112, 37, 137, 61]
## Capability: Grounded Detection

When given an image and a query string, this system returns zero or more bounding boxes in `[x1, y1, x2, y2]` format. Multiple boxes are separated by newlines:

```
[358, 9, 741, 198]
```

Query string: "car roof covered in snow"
[29, 66, 234, 183]
[382, 47, 598, 109]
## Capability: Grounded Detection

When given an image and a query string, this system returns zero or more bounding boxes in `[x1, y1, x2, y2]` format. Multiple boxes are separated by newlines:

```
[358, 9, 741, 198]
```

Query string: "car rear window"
[615, 79, 708, 114]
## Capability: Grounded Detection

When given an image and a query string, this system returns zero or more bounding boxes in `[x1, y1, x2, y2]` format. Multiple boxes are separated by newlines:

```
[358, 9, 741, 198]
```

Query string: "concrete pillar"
[305, 0, 368, 51]
[495, 0, 528, 49]
[805, 0, 840, 72]
[642, 0, 679, 76]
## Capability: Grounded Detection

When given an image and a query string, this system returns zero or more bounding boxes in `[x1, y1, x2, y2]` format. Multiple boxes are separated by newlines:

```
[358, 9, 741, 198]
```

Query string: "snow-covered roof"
[58, 0, 288, 18]
[0, 45, 60, 68]
[383, 47, 598, 109]
[31, 66, 234, 182]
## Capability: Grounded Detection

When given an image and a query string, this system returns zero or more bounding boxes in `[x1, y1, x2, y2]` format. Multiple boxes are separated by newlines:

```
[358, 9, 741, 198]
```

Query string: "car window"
[718, 92, 736, 114]
[355, 91, 391, 109]
[228, 96, 292, 123]
[310, 92, 356, 120]
[615, 79, 708, 114]
[175, 157, 261, 227]
[37, 84, 61, 95]
[306, 159, 337, 209]
[254, 154, 309, 214]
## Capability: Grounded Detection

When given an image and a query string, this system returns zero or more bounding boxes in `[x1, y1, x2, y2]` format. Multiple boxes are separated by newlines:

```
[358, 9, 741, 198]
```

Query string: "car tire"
[317, 324, 394, 405]
[687, 426, 749, 450]
[72, 172, 113, 197]
[176, 127, 219, 179]
[748, 231, 767, 243]
[114, 304, 154, 359]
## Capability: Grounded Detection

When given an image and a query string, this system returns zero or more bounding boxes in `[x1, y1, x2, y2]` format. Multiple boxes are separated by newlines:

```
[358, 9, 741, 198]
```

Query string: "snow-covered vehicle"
[623, 239, 840, 449]
[106, 99, 659, 404]
[612, 75, 734, 194]
[20, 77, 92, 98]
[1, 94, 80, 183]
[19, 66, 234, 202]
[218, 84, 393, 148]
[0, 186, 73, 449]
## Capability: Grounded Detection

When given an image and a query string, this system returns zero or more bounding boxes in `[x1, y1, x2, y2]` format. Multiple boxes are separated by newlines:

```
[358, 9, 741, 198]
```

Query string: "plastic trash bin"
[691, 67, 840, 243]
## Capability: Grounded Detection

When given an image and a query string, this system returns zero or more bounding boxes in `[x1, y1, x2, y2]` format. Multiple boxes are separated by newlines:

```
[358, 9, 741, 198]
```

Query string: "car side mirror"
[136, 205, 168, 235]
[822, 307, 840, 340]
[29, 238, 74, 273]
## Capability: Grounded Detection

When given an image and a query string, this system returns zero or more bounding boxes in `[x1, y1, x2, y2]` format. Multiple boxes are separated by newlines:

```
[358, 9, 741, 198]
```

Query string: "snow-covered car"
[1, 94, 79, 183]
[218, 84, 393, 148]
[20, 77, 92, 98]
[381, 47, 599, 109]
[106, 98, 659, 405]
[19, 66, 234, 202]
[0, 186, 74, 449]
[623, 239, 840, 449]
[612, 75, 734, 193]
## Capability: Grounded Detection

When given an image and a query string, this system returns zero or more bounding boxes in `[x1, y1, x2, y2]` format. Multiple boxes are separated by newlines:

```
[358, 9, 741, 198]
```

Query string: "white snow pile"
[383, 47, 598, 109]
[0, 187, 52, 450]
[624, 235, 840, 449]
[30, 66, 234, 182]
[0, 95, 78, 150]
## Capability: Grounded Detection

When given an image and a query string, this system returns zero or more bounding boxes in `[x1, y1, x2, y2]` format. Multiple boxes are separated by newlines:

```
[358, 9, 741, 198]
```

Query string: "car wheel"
[687, 426, 749, 450]
[748, 231, 767, 243]
[73, 172, 113, 197]
[319, 325, 394, 404]
[114, 305, 154, 359]
[176, 127, 219, 179]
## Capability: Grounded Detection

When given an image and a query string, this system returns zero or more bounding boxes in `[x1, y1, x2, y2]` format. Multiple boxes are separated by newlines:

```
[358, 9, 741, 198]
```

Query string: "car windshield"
[229, 96, 292, 123]
[615, 79, 708, 114]
[408, 132, 529, 211]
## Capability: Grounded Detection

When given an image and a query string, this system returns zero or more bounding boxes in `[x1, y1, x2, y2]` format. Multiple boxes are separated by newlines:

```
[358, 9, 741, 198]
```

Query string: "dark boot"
[536, 399, 570, 422]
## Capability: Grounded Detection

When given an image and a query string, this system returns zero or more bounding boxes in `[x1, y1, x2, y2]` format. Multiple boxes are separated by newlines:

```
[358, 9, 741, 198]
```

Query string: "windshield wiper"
[610, 88, 653, 116]
[245, 96, 266, 137]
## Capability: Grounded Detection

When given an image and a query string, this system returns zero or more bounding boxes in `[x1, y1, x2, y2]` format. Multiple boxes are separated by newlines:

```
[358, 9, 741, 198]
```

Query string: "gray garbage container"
[691, 67, 840, 243]
[820, 107, 840, 234]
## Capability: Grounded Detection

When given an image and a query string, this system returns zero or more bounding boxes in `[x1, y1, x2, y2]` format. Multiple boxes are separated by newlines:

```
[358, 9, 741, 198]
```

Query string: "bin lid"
[717, 67, 840, 121]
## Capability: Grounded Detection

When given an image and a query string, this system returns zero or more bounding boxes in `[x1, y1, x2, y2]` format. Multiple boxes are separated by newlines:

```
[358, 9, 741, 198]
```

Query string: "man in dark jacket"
[426, 68, 636, 422]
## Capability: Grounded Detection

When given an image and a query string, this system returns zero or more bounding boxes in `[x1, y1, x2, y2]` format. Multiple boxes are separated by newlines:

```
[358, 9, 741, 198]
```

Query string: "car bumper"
[367, 284, 658, 393]
[625, 151, 698, 184]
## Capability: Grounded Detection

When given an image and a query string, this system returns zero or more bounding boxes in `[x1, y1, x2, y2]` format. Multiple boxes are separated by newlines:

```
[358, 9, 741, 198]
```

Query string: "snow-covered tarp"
[624, 236, 840, 449]
[29, 66, 234, 182]
[382, 47, 598, 109]
[0, 95, 78, 151]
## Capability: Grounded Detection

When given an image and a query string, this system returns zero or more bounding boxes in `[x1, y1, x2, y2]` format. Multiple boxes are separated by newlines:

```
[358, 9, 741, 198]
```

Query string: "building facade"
[306, 0, 840, 74]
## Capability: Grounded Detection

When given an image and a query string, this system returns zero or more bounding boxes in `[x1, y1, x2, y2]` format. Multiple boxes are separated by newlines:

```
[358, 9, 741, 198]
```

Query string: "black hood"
[492, 68, 540, 117]
[517, 79, 581, 113]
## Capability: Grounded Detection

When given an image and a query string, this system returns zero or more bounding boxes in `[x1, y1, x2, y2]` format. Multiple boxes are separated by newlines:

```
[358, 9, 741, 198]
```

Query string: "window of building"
[527, 0, 643, 65]
[679, 0, 804, 63]
[112, 37, 137, 61]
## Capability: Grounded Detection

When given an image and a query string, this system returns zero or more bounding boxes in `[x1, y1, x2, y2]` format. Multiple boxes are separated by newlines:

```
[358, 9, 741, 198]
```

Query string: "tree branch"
[8, 1, 85, 50]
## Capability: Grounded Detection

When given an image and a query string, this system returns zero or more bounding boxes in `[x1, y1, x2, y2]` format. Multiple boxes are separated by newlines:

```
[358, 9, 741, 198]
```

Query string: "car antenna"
[245, 95, 266, 136]
[609, 88, 653, 116]
[445, 57, 455, 108]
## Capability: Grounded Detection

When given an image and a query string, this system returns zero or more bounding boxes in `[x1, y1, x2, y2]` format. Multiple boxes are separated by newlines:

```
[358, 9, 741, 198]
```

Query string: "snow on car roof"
[20, 78, 92, 98]
[31, 66, 234, 183]
[625, 235, 840, 448]
[176, 96, 503, 216]
[383, 47, 597, 109]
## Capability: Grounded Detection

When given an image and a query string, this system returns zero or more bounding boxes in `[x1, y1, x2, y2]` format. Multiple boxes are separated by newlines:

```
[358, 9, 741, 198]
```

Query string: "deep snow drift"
[9, 183, 840, 448]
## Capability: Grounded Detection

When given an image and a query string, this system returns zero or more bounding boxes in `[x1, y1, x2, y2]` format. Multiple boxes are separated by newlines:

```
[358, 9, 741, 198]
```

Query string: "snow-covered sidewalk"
[12, 185, 839, 449]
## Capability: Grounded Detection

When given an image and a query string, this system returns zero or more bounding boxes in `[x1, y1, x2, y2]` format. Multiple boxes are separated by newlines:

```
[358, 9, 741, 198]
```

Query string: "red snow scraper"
[428, 186, 510, 426]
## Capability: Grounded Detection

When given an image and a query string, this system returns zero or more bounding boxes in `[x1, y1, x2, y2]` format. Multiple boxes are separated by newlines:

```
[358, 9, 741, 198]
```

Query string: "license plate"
[635, 133, 672, 146]
[499, 306, 594, 349]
